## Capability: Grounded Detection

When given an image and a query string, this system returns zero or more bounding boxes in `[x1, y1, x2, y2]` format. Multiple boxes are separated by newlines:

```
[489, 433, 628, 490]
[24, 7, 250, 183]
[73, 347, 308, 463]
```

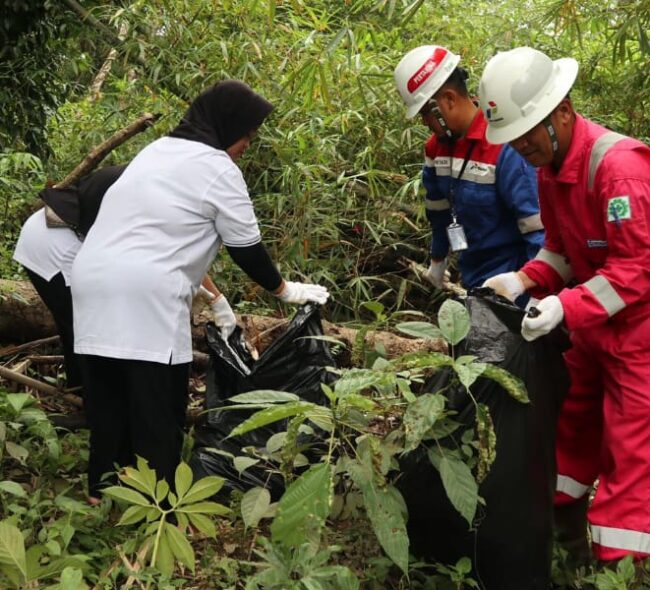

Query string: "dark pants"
[24, 268, 81, 388]
[78, 355, 190, 497]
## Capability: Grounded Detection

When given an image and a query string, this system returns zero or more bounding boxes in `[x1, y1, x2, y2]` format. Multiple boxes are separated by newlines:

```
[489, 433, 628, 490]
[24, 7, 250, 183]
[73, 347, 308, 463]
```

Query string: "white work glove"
[482, 272, 525, 302]
[275, 281, 330, 305]
[423, 259, 449, 289]
[521, 295, 564, 342]
[207, 292, 237, 340]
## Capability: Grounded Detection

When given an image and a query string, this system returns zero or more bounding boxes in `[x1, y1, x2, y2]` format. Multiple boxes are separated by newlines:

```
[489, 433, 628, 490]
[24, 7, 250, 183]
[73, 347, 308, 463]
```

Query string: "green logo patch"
[607, 196, 631, 222]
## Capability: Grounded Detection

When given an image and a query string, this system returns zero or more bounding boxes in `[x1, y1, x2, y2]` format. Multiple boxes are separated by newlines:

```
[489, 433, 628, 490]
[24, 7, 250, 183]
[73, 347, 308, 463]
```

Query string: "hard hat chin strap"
[543, 116, 559, 154]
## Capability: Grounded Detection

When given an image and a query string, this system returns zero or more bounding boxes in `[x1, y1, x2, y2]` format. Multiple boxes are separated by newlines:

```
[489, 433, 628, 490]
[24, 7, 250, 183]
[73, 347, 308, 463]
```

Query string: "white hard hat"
[479, 47, 579, 144]
[394, 45, 461, 119]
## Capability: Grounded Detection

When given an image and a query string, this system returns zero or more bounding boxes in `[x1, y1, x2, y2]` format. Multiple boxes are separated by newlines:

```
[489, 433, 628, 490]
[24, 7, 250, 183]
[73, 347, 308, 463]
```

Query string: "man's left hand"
[521, 295, 564, 341]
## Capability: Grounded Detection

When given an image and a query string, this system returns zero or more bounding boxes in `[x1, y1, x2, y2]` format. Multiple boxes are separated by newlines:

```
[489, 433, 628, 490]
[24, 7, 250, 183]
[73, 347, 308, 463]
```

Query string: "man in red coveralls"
[479, 46, 650, 565]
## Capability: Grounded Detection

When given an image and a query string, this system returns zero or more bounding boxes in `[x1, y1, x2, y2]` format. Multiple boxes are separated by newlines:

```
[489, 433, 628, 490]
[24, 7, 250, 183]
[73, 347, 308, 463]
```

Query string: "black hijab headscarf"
[169, 80, 274, 150]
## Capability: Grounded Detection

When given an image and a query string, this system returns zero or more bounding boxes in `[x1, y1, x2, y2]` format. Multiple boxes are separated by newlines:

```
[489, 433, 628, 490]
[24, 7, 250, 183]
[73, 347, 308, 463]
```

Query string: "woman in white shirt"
[13, 166, 126, 388]
[71, 81, 329, 500]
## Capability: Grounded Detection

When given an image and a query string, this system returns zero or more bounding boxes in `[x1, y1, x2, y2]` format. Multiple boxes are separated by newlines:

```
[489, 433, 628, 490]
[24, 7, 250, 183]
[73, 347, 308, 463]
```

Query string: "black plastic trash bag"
[190, 303, 336, 497]
[397, 292, 570, 590]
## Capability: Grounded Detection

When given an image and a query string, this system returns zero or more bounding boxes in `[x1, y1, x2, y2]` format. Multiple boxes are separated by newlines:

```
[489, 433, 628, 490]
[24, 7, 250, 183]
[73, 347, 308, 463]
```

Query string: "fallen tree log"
[0, 279, 447, 359]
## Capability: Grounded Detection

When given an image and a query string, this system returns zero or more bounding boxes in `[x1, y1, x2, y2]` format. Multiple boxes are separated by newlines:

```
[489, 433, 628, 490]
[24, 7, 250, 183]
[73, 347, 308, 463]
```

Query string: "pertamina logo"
[485, 100, 502, 122]
[407, 48, 447, 93]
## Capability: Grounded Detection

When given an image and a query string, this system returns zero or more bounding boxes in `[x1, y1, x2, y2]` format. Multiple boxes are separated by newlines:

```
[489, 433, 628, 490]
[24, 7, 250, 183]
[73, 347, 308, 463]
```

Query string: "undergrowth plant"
[217, 298, 528, 582]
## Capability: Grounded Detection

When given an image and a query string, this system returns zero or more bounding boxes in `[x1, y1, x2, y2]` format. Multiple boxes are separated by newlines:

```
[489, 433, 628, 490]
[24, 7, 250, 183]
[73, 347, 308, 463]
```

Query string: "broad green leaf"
[164, 522, 195, 572]
[5, 441, 28, 463]
[154, 529, 174, 577]
[120, 462, 156, 496]
[403, 393, 446, 453]
[266, 432, 287, 453]
[334, 369, 389, 397]
[241, 487, 272, 530]
[102, 486, 151, 507]
[0, 481, 26, 498]
[453, 361, 486, 391]
[58, 565, 88, 590]
[228, 402, 315, 438]
[228, 390, 300, 404]
[395, 352, 454, 371]
[396, 321, 443, 341]
[437, 299, 470, 346]
[0, 521, 27, 583]
[180, 476, 224, 504]
[476, 404, 497, 484]
[174, 462, 193, 500]
[155, 479, 170, 503]
[271, 463, 332, 547]
[233, 456, 259, 474]
[439, 455, 478, 526]
[338, 393, 376, 411]
[7, 394, 31, 415]
[344, 458, 409, 573]
[118, 505, 151, 526]
[177, 501, 229, 515]
[481, 365, 529, 403]
[187, 513, 215, 537]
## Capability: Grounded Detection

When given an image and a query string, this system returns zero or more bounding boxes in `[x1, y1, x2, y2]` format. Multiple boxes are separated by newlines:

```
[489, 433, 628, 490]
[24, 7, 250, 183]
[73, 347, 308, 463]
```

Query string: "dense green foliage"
[2, 0, 649, 319]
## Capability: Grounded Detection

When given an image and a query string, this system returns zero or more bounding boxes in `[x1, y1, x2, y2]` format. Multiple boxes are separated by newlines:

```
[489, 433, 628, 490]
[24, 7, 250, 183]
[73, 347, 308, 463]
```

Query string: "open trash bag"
[398, 292, 570, 590]
[190, 303, 336, 497]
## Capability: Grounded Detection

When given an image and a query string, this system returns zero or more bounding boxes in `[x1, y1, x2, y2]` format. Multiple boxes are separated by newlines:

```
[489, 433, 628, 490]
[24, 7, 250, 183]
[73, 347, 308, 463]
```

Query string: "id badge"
[446, 222, 468, 252]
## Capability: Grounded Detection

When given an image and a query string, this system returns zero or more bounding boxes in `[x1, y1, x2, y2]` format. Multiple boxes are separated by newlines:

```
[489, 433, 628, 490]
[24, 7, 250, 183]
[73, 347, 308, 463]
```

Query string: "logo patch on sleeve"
[607, 196, 631, 222]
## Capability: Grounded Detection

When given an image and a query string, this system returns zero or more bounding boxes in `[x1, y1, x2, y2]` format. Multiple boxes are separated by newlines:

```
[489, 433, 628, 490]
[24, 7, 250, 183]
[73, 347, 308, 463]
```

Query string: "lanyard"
[448, 140, 476, 222]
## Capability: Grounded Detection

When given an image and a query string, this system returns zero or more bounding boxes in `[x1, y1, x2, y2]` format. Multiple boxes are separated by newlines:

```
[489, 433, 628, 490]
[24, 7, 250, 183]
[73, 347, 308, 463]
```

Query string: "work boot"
[554, 495, 593, 569]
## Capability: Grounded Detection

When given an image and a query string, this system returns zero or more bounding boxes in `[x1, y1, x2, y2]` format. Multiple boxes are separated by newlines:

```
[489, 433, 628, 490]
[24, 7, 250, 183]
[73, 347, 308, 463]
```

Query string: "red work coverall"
[521, 114, 650, 560]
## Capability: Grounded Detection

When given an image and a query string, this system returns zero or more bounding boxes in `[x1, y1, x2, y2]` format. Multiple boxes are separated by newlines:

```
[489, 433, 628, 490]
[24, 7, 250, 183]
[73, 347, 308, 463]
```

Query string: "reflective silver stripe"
[535, 248, 574, 282]
[425, 198, 451, 211]
[588, 132, 626, 190]
[591, 525, 650, 554]
[556, 474, 590, 498]
[583, 275, 626, 316]
[433, 157, 496, 185]
[518, 213, 544, 234]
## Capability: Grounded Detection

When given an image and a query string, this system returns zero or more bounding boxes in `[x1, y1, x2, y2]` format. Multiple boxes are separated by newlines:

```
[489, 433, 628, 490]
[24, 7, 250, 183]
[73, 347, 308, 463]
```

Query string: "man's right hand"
[482, 271, 526, 302]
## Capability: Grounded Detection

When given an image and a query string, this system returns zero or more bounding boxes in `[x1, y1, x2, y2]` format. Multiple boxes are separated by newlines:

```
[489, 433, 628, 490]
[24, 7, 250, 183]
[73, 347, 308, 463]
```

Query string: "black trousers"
[78, 355, 190, 497]
[24, 268, 82, 388]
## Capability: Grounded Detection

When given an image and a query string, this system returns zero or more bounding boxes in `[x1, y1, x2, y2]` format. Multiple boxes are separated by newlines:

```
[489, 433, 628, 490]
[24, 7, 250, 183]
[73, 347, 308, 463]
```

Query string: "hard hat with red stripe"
[394, 45, 461, 119]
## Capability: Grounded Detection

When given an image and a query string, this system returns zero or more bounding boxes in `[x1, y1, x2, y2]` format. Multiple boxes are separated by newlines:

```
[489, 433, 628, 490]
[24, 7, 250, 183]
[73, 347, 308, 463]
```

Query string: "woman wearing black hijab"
[71, 81, 329, 501]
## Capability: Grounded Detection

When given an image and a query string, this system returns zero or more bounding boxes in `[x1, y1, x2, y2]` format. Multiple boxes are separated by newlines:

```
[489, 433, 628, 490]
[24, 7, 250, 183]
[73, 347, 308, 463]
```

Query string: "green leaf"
[118, 505, 151, 526]
[334, 369, 388, 397]
[228, 402, 315, 438]
[241, 487, 271, 529]
[228, 390, 300, 404]
[58, 565, 88, 590]
[120, 462, 156, 496]
[0, 481, 26, 498]
[155, 479, 170, 504]
[403, 393, 446, 453]
[177, 501, 229, 515]
[271, 463, 332, 547]
[481, 365, 529, 403]
[187, 513, 216, 537]
[343, 456, 409, 573]
[164, 522, 195, 572]
[438, 299, 470, 345]
[233, 456, 260, 474]
[174, 462, 193, 500]
[438, 455, 478, 526]
[180, 476, 224, 505]
[453, 361, 486, 391]
[6, 394, 31, 415]
[396, 321, 443, 341]
[102, 486, 151, 507]
[154, 530, 174, 577]
[0, 521, 27, 584]
[5, 441, 28, 463]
